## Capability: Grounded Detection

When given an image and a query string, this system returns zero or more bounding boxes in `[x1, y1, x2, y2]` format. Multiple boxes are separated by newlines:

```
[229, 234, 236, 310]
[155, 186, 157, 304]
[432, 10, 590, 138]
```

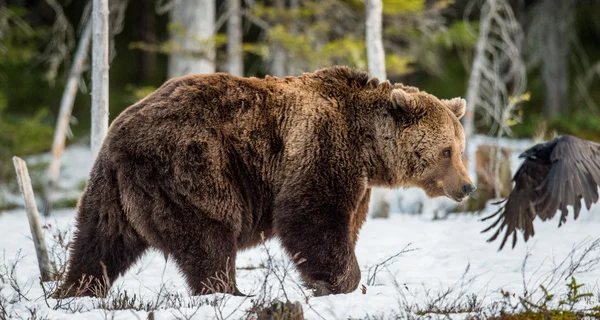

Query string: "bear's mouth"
[451, 196, 465, 202]
[446, 192, 466, 202]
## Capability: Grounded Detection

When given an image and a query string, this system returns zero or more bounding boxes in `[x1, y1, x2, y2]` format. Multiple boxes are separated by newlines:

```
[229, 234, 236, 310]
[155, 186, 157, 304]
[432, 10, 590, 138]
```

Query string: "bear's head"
[371, 86, 476, 202]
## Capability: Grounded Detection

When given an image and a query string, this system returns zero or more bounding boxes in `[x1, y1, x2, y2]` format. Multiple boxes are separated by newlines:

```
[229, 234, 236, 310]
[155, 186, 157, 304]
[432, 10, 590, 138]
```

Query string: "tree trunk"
[365, 0, 386, 80]
[287, 0, 302, 76]
[269, 0, 286, 77]
[134, 0, 156, 82]
[227, 0, 243, 76]
[540, 0, 570, 118]
[168, 0, 216, 78]
[91, 0, 110, 158]
[44, 19, 93, 216]
[365, 0, 388, 218]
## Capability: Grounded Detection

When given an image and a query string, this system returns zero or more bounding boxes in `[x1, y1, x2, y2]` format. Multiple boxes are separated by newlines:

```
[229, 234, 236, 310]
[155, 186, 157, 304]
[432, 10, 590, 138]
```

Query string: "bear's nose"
[462, 184, 476, 196]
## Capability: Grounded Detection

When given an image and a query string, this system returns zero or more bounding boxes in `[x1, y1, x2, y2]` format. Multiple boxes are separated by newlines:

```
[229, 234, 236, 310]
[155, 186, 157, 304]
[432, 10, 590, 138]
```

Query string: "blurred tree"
[365, 0, 385, 80]
[227, 0, 243, 76]
[365, 0, 388, 219]
[168, 0, 216, 77]
[268, 0, 286, 76]
[132, 0, 156, 82]
[91, 0, 110, 157]
[525, 0, 574, 118]
[461, 0, 527, 210]
[287, 0, 302, 75]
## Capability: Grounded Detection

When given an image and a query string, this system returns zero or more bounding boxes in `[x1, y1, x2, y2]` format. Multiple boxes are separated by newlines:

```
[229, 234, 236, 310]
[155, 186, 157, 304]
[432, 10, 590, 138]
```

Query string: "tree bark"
[91, 0, 110, 158]
[269, 0, 286, 77]
[365, 0, 388, 218]
[44, 19, 93, 216]
[540, 0, 570, 118]
[13, 157, 55, 282]
[227, 0, 243, 76]
[134, 0, 156, 82]
[365, 0, 386, 80]
[168, 0, 216, 78]
[287, 0, 302, 76]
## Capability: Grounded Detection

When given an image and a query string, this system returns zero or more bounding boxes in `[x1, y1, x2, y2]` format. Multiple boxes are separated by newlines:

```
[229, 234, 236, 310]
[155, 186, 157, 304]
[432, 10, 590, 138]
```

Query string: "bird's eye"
[443, 149, 451, 158]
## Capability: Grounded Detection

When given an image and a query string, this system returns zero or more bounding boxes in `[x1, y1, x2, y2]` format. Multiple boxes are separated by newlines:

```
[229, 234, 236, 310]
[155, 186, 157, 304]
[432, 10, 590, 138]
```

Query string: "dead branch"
[12, 157, 54, 282]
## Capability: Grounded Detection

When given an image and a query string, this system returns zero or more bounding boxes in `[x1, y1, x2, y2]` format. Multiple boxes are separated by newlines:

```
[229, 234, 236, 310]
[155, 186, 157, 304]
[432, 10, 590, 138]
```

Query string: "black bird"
[481, 135, 600, 250]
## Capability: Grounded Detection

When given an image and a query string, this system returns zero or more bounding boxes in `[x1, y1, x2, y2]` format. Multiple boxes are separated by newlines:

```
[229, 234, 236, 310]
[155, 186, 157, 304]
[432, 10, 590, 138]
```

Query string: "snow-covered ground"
[1, 140, 599, 319]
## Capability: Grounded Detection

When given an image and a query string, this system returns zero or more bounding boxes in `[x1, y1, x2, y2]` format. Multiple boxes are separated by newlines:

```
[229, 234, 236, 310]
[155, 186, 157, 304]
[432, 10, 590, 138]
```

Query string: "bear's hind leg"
[165, 215, 243, 296]
[55, 168, 149, 298]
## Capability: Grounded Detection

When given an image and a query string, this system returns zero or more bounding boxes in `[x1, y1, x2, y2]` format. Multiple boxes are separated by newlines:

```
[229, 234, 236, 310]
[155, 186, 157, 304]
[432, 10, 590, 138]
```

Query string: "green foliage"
[386, 54, 415, 76]
[0, 7, 57, 158]
[382, 0, 425, 15]
[0, 108, 53, 190]
[266, 24, 316, 63]
[124, 85, 158, 104]
[512, 111, 600, 143]
[490, 277, 600, 320]
[0, 7, 58, 208]
[549, 112, 600, 142]
[0, 7, 62, 117]
[50, 197, 79, 210]
[320, 36, 367, 68]
[0, 110, 54, 156]
[132, 22, 228, 57]
[253, 0, 425, 75]
[0, 7, 47, 65]
[433, 21, 480, 49]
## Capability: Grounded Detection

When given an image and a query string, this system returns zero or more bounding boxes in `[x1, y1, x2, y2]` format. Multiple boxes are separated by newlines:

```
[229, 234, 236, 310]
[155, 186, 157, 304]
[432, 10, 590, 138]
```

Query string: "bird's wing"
[535, 136, 600, 226]
[481, 158, 551, 250]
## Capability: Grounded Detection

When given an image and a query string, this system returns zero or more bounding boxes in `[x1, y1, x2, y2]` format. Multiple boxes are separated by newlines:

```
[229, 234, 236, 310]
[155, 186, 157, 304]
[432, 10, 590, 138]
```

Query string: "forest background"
[1, 0, 600, 212]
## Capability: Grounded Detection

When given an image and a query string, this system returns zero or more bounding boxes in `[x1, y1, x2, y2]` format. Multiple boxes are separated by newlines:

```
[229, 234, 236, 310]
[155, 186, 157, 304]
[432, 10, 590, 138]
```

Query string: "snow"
[1, 140, 599, 319]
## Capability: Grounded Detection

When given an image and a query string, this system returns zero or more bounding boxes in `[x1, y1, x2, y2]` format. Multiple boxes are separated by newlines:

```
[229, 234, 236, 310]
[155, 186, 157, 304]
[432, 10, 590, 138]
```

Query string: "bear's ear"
[442, 97, 466, 119]
[390, 88, 417, 113]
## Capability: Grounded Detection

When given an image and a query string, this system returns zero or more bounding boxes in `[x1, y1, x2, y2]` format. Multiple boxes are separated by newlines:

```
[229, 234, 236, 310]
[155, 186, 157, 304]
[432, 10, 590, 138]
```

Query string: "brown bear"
[55, 66, 475, 298]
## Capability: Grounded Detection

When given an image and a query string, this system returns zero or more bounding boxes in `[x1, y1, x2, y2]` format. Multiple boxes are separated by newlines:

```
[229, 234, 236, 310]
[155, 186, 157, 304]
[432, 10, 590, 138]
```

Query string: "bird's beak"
[519, 149, 533, 159]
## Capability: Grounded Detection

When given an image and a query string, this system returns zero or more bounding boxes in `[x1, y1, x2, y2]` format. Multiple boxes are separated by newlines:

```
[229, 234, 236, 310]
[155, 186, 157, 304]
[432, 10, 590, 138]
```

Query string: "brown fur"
[55, 66, 474, 298]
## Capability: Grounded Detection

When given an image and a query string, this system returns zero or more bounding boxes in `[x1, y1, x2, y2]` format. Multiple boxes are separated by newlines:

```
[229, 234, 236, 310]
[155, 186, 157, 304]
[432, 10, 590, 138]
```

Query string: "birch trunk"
[540, 0, 570, 118]
[269, 0, 286, 77]
[168, 0, 215, 78]
[91, 0, 110, 158]
[44, 19, 93, 216]
[13, 157, 54, 282]
[365, 0, 388, 218]
[227, 0, 243, 76]
[287, 0, 302, 76]
[365, 0, 386, 80]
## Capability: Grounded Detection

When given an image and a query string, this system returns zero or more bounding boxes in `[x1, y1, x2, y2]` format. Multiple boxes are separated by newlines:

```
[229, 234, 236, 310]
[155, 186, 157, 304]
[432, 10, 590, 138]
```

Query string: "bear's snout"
[461, 184, 476, 196]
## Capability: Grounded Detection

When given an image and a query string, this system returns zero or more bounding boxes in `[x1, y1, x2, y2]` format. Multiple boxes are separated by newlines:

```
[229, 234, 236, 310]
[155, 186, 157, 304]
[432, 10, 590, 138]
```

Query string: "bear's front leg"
[273, 174, 366, 296]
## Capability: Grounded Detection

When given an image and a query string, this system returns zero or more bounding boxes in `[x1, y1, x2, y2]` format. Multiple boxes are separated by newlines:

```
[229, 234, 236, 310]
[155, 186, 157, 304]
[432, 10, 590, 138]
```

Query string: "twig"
[366, 243, 417, 286]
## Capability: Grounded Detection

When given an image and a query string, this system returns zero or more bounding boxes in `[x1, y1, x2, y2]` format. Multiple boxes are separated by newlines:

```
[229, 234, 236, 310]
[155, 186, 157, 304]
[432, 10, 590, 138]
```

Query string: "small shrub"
[95, 290, 155, 312]
[247, 299, 304, 320]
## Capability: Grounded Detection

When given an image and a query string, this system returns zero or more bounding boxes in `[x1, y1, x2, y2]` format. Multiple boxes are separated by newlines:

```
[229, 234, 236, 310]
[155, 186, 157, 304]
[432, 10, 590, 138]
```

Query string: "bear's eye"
[414, 151, 421, 158]
[442, 149, 451, 158]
